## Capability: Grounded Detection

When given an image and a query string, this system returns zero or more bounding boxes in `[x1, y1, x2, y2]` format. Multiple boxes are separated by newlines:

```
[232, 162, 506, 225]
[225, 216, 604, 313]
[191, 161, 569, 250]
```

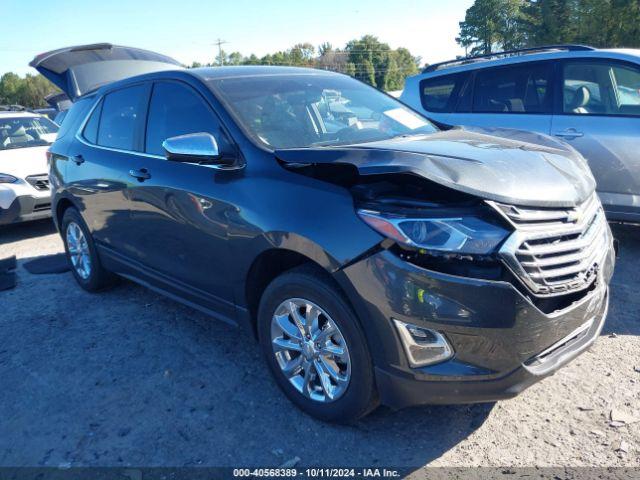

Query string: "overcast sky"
[1, 0, 472, 76]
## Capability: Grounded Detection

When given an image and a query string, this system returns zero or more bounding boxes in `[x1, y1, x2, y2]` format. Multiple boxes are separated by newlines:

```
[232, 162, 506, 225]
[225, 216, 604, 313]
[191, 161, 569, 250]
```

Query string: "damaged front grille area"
[489, 194, 610, 297]
[392, 244, 505, 280]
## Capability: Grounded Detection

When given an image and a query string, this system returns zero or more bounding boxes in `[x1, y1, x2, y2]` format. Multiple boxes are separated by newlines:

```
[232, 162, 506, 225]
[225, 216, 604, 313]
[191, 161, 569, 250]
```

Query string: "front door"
[125, 80, 239, 320]
[551, 59, 640, 221]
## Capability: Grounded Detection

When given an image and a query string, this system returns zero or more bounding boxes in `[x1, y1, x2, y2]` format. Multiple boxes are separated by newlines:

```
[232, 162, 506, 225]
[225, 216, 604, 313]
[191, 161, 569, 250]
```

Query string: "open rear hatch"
[30, 43, 183, 101]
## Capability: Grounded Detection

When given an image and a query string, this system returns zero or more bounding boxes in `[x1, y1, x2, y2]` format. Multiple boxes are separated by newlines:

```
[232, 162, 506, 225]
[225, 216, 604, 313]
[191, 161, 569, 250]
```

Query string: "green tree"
[215, 49, 227, 66]
[184, 36, 420, 90]
[242, 54, 260, 65]
[520, 0, 578, 46]
[0, 72, 59, 108]
[461, 0, 640, 53]
[345, 35, 391, 87]
[457, 0, 527, 55]
[573, 0, 640, 48]
[393, 48, 420, 86]
[227, 52, 244, 65]
[318, 42, 333, 56]
[289, 43, 315, 65]
[0, 72, 22, 104]
[343, 62, 357, 78]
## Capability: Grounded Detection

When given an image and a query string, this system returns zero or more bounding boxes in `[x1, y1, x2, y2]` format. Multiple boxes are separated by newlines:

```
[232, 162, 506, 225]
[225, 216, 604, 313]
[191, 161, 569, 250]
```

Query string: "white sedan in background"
[0, 111, 58, 225]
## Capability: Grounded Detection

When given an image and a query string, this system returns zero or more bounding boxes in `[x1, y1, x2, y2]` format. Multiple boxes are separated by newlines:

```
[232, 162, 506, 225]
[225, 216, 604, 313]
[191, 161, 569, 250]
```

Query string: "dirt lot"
[0, 219, 638, 473]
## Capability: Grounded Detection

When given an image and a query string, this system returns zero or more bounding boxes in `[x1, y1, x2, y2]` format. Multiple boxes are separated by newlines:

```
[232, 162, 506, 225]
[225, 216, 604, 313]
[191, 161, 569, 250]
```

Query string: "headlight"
[357, 209, 509, 255]
[0, 174, 18, 183]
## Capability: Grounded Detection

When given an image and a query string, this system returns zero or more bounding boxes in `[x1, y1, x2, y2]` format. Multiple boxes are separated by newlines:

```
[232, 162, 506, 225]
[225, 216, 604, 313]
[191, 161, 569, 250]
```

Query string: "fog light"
[393, 319, 453, 367]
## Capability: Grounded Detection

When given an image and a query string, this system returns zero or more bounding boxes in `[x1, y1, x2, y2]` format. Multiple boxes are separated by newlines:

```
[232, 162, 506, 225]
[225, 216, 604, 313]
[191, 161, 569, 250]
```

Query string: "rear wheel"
[61, 208, 117, 292]
[258, 266, 378, 423]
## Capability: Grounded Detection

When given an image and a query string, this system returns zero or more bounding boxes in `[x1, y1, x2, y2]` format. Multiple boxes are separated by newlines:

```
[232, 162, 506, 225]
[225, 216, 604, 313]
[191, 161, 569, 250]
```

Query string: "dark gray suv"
[36, 44, 615, 422]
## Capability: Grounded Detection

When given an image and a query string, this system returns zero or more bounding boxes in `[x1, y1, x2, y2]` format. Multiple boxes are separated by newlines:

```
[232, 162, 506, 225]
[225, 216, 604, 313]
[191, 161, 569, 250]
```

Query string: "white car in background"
[0, 111, 58, 225]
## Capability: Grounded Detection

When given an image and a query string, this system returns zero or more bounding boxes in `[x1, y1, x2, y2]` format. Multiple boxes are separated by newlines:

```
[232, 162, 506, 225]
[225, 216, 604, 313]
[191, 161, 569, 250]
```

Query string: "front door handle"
[553, 128, 584, 139]
[129, 168, 151, 182]
[71, 154, 85, 165]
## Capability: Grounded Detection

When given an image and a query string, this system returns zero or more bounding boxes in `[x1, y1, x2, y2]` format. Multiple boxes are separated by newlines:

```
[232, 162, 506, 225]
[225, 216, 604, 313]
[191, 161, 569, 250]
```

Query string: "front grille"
[25, 174, 50, 191]
[490, 194, 610, 297]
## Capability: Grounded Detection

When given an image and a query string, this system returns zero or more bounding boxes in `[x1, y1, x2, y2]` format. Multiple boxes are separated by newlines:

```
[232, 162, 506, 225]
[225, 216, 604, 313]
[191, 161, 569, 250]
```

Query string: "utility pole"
[214, 38, 228, 66]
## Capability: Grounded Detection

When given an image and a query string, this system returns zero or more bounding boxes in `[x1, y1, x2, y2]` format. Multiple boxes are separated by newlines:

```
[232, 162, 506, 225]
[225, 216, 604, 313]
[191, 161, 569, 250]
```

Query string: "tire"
[61, 207, 117, 292]
[257, 265, 378, 423]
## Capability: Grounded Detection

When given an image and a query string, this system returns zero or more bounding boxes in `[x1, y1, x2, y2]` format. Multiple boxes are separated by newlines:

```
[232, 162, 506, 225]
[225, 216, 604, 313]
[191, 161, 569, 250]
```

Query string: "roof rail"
[423, 44, 595, 73]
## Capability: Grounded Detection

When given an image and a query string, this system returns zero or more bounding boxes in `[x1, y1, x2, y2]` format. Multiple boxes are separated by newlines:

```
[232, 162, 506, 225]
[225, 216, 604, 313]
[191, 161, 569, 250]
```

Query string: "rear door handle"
[129, 168, 151, 181]
[553, 128, 584, 139]
[72, 154, 85, 165]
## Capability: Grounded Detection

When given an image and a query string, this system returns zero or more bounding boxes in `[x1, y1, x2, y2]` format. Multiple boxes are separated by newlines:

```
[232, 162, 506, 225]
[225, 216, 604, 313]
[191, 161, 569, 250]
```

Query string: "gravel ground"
[0, 219, 638, 473]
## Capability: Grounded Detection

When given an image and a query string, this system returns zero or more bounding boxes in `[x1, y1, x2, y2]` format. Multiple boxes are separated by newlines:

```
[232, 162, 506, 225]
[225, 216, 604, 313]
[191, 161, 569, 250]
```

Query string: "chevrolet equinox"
[35, 44, 615, 422]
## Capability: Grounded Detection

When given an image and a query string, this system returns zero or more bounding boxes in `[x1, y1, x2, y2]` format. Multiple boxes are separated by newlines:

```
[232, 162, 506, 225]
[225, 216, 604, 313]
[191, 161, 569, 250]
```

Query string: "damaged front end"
[274, 132, 615, 408]
[350, 174, 614, 315]
[351, 174, 509, 281]
[275, 136, 613, 316]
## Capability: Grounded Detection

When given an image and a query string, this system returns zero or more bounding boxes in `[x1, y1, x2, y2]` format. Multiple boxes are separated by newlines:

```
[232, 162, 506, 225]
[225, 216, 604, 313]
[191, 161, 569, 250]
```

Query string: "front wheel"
[258, 266, 378, 423]
[61, 207, 117, 292]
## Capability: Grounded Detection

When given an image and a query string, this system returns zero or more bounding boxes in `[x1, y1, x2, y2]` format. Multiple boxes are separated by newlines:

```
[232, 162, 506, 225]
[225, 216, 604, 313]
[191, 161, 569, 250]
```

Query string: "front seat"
[4, 126, 34, 145]
[569, 86, 591, 114]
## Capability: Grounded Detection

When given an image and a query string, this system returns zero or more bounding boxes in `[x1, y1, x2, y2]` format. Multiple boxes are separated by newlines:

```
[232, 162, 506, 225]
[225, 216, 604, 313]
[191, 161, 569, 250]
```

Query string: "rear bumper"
[339, 236, 615, 409]
[0, 195, 52, 225]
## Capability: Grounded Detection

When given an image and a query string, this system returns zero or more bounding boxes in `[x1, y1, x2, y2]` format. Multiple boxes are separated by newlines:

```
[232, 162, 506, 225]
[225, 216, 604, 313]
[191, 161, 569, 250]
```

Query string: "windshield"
[208, 74, 437, 149]
[0, 116, 59, 150]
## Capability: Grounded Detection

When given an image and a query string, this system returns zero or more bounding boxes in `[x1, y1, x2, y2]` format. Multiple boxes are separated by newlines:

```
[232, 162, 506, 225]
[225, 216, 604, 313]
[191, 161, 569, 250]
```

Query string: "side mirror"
[162, 132, 238, 169]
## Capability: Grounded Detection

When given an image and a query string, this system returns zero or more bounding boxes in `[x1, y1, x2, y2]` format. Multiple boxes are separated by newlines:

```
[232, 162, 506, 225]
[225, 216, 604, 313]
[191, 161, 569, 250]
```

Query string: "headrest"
[572, 86, 590, 109]
[9, 125, 27, 137]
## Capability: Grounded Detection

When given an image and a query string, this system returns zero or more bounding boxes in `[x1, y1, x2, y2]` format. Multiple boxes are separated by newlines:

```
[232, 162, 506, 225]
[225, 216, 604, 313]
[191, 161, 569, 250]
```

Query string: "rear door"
[551, 58, 640, 221]
[30, 43, 183, 100]
[447, 61, 554, 134]
[67, 83, 151, 252]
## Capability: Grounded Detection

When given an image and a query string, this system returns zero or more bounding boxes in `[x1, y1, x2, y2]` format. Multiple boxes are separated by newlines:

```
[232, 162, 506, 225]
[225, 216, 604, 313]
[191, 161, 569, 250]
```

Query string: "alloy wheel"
[270, 298, 351, 402]
[66, 221, 92, 280]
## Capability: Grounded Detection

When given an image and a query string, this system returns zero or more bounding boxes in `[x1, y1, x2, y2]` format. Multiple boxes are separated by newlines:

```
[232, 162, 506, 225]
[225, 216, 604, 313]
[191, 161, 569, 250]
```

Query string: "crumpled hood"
[276, 128, 596, 208]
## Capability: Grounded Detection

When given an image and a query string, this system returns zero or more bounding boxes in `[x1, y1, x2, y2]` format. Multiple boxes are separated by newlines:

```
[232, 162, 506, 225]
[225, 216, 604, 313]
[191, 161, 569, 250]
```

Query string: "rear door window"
[82, 99, 102, 144]
[145, 81, 225, 156]
[419, 73, 469, 113]
[563, 61, 640, 116]
[97, 84, 148, 151]
[473, 62, 553, 114]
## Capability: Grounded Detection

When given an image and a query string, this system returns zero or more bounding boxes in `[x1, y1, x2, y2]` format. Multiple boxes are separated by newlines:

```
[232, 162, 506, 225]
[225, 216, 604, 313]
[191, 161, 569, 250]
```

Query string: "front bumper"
[339, 238, 615, 409]
[0, 195, 52, 225]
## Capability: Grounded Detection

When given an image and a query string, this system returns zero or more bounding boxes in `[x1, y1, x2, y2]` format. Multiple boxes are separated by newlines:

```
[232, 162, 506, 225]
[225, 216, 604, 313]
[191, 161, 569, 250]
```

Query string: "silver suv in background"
[400, 45, 640, 223]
